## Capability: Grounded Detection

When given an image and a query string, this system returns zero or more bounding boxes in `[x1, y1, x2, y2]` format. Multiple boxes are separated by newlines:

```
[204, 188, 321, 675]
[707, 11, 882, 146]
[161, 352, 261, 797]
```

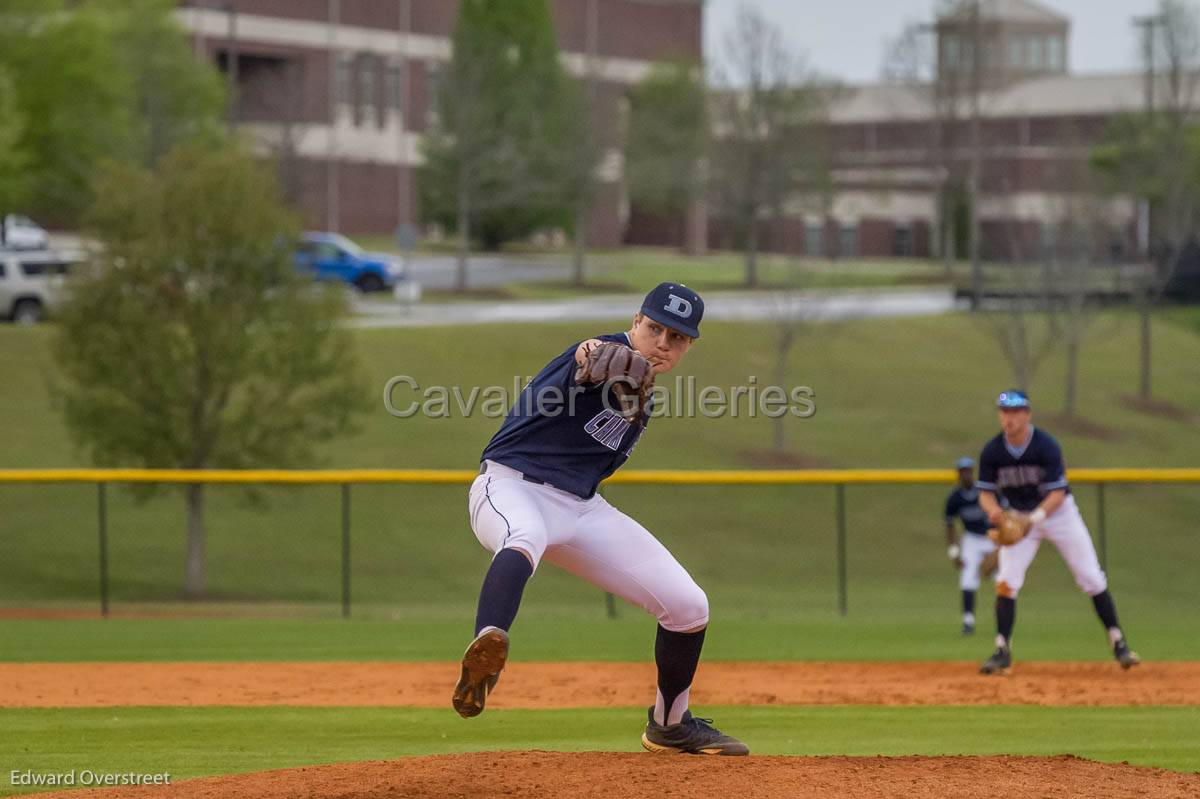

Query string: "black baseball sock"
[996, 596, 1016, 645]
[962, 590, 976, 616]
[653, 625, 706, 726]
[473, 548, 533, 636]
[1091, 590, 1121, 635]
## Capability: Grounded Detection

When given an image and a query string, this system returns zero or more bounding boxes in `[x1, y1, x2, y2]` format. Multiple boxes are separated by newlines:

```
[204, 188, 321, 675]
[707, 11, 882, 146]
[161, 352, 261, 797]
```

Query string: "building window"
[892, 223, 913, 257]
[359, 53, 378, 126]
[943, 35, 959, 68]
[385, 61, 404, 122]
[805, 222, 823, 257]
[1028, 37, 1043, 69]
[1008, 38, 1024, 68]
[425, 62, 441, 129]
[1040, 221, 1056, 261]
[1046, 37, 1063, 70]
[335, 54, 353, 108]
[839, 224, 858, 258]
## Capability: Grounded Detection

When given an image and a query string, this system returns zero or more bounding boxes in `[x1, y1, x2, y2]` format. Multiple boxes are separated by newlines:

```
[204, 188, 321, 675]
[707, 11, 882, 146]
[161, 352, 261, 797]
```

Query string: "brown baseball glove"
[980, 549, 1000, 579]
[987, 510, 1033, 546]
[574, 341, 654, 423]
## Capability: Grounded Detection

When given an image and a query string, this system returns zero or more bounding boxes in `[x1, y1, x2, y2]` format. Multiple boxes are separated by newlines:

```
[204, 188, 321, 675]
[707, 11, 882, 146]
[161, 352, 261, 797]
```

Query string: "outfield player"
[976, 390, 1140, 675]
[451, 282, 749, 756]
[944, 456, 996, 635]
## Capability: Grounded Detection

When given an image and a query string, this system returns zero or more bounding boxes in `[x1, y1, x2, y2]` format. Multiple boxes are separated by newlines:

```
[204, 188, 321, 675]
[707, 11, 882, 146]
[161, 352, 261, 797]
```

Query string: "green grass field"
[0, 310, 1196, 620]
[3, 705, 1198, 795]
[1, 309, 1198, 794]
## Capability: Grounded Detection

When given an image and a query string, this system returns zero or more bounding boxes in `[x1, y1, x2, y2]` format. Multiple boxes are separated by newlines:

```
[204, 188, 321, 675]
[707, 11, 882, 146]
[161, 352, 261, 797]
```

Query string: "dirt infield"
[36, 751, 1200, 799]
[2, 660, 1198, 707]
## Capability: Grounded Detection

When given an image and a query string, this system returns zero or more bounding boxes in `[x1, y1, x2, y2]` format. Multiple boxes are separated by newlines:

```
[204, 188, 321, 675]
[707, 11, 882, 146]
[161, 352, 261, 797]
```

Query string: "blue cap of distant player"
[996, 389, 1031, 409]
[640, 282, 704, 339]
[956, 456, 975, 470]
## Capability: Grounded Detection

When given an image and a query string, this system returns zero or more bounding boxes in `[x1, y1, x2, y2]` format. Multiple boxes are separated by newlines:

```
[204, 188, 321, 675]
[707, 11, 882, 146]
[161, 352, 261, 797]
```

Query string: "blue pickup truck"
[295, 232, 406, 293]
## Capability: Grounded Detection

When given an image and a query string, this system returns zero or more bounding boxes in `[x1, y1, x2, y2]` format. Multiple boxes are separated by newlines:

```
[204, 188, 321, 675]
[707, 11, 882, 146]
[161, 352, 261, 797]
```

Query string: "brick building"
[176, 0, 703, 245]
[740, 0, 1142, 261]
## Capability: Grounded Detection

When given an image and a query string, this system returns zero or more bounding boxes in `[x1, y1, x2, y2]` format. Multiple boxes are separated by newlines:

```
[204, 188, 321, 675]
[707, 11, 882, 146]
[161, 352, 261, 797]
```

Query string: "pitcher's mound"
[42, 751, 1200, 798]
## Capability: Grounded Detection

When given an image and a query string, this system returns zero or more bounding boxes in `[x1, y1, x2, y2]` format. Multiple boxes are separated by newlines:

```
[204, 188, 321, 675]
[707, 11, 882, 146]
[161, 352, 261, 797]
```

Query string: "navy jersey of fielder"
[945, 488, 989, 536]
[481, 333, 648, 499]
[976, 427, 1070, 512]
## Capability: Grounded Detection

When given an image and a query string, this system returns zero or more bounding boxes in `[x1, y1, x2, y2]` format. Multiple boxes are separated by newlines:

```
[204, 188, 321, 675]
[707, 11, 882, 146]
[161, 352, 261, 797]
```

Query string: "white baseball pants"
[996, 495, 1107, 598]
[959, 533, 997, 591]
[468, 460, 709, 632]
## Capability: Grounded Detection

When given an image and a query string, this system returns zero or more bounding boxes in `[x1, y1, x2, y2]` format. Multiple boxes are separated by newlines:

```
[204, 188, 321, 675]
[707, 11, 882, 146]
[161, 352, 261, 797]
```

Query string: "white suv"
[0, 250, 82, 323]
[1, 214, 50, 250]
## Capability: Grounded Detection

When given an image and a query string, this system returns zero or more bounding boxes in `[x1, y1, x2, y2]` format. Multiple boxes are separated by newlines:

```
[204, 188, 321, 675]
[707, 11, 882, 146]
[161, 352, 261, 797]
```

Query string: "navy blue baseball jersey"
[481, 332, 647, 499]
[976, 427, 1070, 512]
[945, 487, 989, 535]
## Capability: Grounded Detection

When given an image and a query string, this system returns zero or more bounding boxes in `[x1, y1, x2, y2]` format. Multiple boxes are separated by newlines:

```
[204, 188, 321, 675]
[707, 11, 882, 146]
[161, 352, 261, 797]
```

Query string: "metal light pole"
[398, 0, 412, 228]
[967, 0, 983, 310]
[327, 0, 341, 232]
[224, 2, 238, 128]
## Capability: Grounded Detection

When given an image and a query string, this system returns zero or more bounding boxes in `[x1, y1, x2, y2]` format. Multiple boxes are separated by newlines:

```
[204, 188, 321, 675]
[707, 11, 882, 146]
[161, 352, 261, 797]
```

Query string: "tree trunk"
[572, 203, 587, 287]
[184, 483, 205, 598]
[1064, 322, 1079, 418]
[1139, 300, 1152, 399]
[1013, 318, 1029, 392]
[941, 193, 956, 279]
[744, 219, 759, 287]
[455, 171, 470, 292]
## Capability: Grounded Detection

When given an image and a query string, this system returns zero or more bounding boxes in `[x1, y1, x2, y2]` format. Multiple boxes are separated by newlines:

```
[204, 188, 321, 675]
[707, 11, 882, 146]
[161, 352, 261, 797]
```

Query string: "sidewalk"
[349, 288, 964, 328]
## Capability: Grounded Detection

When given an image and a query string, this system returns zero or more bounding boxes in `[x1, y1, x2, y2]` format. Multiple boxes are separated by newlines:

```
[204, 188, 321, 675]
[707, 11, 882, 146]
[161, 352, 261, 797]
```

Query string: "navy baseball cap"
[956, 456, 975, 470]
[640, 282, 704, 339]
[996, 389, 1031, 409]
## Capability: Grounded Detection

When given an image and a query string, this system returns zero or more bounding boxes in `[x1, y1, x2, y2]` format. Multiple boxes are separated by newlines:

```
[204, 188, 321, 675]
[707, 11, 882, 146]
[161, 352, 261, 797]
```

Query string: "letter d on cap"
[665, 294, 692, 318]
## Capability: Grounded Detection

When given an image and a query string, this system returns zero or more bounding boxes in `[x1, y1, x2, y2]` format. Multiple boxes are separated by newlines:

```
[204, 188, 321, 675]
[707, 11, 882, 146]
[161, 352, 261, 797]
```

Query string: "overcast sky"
[704, 0, 1163, 84]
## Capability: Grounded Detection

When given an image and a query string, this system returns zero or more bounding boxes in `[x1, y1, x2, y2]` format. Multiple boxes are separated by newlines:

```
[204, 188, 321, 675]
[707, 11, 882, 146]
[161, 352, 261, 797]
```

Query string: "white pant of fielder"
[996, 495, 1107, 598]
[468, 460, 709, 632]
[959, 533, 997, 592]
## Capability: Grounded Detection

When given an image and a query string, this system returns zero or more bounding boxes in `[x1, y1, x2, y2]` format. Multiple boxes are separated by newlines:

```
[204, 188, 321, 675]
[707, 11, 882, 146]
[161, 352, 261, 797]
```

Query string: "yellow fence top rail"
[0, 468, 1198, 485]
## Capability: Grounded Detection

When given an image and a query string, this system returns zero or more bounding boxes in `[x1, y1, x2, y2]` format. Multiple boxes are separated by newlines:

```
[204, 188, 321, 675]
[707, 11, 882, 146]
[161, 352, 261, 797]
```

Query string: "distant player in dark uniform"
[451, 283, 748, 755]
[976, 390, 1140, 675]
[944, 456, 995, 635]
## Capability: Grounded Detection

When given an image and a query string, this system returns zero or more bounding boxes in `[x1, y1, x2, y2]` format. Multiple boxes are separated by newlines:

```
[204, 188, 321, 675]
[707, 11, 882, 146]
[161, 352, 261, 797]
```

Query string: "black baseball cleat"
[451, 627, 509, 718]
[962, 621, 976, 636]
[1114, 638, 1141, 669]
[979, 645, 1012, 675]
[641, 707, 749, 756]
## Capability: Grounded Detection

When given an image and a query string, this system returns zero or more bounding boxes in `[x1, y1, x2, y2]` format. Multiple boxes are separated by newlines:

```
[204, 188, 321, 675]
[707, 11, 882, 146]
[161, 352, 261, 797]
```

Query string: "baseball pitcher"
[451, 282, 748, 756]
[976, 389, 1140, 675]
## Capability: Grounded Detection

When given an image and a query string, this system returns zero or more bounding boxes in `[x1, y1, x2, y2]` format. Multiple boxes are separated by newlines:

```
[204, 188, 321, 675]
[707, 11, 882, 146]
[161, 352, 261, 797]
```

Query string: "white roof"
[941, 0, 1068, 24]
[830, 71, 1148, 124]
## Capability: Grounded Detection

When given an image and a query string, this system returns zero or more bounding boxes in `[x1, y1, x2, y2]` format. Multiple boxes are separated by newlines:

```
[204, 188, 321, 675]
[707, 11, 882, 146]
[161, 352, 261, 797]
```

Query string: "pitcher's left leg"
[1044, 497, 1140, 668]
[544, 497, 748, 755]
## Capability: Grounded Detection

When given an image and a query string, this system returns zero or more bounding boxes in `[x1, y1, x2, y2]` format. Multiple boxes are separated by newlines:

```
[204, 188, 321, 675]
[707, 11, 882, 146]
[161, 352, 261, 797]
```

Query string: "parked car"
[295, 232, 406, 293]
[0, 249, 82, 323]
[1, 214, 50, 251]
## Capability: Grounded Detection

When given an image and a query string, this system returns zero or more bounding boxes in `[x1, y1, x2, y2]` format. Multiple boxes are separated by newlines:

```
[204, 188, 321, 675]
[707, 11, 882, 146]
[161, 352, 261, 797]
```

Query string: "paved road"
[350, 288, 964, 328]
[401, 255, 569, 290]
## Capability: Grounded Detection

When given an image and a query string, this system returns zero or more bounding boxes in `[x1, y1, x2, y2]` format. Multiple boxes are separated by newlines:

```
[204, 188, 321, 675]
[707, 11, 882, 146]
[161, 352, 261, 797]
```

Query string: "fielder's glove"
[987, 510, 1033, 546]
[574, 341, 654, 423]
